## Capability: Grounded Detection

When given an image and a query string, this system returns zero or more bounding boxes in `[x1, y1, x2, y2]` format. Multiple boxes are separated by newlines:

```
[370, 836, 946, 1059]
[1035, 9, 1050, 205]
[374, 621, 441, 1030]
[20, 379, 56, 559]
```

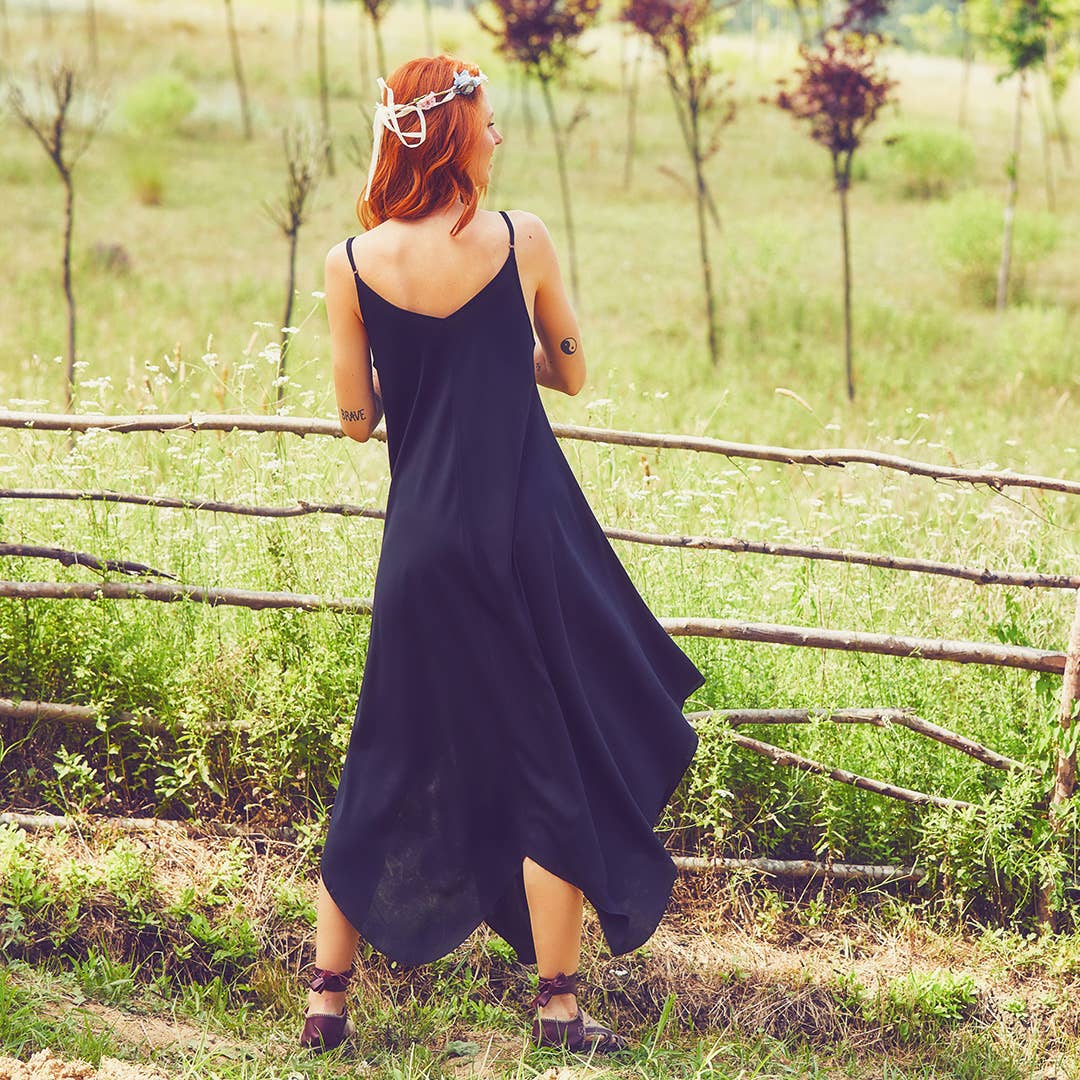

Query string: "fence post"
[1039, 587, 1080, 929]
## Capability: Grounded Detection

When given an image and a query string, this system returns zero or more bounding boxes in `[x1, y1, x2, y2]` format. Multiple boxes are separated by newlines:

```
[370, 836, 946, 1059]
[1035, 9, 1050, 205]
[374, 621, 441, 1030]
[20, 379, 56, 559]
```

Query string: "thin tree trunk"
[623, 38, 643, 190]
[421, 0, 435, 54]
[538, 74, 579, 306]
[690, 104, 719, 366]
[958, 0, 971, 129]
[86, 0, 98, 68]
[279, 230, 299, 407]
[61, 175, 76, 414]
[0, 0, 8, 58]
[224, 0, 254, 140]
[41, 0, 53, 38]
[357, 3, 371, 98]
[518, 67, 535, 145]
[294, 0, 305, 69]
[996, 72, 1024, 313]
[1045, 64, 1072, 169]
[317, 0, 334, 175]
[371, 14, 387, 77]
[838, 169, 853, 400]
[1036, 84, 1055, 212]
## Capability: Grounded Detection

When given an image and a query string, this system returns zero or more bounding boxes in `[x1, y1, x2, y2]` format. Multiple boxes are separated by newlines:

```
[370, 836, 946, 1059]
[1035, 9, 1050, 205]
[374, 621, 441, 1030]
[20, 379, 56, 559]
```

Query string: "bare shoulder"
[504, 209, 557, 272]
[505, 209, 553, 248]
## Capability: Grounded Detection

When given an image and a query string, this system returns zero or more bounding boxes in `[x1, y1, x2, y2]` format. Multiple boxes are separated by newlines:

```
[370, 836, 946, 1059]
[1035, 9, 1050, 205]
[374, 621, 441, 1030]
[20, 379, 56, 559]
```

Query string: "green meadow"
[2, 0, 1080, 1075]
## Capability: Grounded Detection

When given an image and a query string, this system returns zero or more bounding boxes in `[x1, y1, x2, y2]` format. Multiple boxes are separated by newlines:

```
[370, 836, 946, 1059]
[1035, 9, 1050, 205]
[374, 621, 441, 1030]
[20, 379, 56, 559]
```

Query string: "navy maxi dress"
[320, 210, 706, 968]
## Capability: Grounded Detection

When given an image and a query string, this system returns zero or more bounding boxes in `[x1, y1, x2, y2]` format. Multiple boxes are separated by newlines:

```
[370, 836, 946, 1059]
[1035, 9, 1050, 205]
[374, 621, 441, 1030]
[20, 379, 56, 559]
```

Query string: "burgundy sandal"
[300, 964, 356, 1053]
[529, 970, 628, 1053]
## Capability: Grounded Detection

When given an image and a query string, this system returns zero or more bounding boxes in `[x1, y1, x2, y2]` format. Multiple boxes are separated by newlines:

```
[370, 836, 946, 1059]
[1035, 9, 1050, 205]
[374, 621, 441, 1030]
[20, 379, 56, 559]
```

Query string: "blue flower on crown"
[452, 69, 481, 95]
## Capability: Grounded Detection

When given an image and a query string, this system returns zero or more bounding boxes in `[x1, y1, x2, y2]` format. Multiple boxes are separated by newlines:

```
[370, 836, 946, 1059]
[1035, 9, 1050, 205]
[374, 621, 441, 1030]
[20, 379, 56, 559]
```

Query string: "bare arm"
[516, 212, 585, 396]
[325, 242, 383, 441]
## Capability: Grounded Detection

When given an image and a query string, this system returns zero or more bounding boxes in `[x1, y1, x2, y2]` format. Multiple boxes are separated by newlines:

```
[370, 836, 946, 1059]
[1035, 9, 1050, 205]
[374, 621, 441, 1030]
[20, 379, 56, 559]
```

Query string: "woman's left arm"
[326, 242, 382, 441]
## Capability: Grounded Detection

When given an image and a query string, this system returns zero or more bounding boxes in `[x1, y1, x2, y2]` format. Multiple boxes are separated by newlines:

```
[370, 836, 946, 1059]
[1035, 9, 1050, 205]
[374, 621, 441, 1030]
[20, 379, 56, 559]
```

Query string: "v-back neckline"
[354, 248, 515, 322]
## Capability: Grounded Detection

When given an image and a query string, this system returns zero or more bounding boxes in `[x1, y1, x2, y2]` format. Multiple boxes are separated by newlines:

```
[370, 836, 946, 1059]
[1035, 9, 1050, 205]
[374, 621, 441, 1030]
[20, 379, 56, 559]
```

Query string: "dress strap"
[345, 235, 361, 278]
[498, 209, 515, 249]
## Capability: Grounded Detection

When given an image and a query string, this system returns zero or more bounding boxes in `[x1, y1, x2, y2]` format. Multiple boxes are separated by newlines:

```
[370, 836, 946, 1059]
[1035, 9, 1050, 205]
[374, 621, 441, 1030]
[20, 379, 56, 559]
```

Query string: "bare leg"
[522, 856, 583, 1022]
[307, 875, 361, 1016]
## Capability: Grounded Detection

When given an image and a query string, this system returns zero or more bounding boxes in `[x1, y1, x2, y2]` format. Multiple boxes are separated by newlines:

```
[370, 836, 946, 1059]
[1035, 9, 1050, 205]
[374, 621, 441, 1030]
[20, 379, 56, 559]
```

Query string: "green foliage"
[125, 147, 166, 206]
[119, 73, 197, 137]
[833, 967, 979, 1044]
[915, 770, 1076, 927]
[928, 188, 1060, 305]
[879, 124, 976, 198]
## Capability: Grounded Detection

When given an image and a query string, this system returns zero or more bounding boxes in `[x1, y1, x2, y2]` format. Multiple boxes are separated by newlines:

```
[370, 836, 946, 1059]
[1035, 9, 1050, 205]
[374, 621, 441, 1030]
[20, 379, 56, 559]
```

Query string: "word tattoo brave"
[340, 407, 367, 422]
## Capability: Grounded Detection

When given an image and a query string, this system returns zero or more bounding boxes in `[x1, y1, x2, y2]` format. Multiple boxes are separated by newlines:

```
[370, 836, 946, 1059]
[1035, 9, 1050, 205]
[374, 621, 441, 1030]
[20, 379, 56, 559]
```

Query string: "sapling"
[621, 0, 737, 367]
[773, 0, 896, 400]
[7, 60, 108, 413]
[476, 0, 602, 306]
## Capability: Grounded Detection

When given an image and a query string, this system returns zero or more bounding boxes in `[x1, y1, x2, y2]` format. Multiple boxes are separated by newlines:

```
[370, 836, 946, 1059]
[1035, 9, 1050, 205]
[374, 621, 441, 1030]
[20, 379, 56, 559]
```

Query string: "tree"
[264, 122, 326, 407]
[223, 0, 254, 140]
[359, 0, 391, 77]
[773, 0, 896, 400]
[968, 0, 1069, 310]
[622, 0, 736, 367]
[7, 60, 108, 413]
[317, 0, 334, 174]
[476, 0, 602, 306]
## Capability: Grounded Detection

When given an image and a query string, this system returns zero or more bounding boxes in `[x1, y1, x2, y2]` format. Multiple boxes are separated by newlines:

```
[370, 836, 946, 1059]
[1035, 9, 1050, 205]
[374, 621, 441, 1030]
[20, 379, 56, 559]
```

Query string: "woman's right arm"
[325, 242, 383, 441]
[516, 212, 585, 396]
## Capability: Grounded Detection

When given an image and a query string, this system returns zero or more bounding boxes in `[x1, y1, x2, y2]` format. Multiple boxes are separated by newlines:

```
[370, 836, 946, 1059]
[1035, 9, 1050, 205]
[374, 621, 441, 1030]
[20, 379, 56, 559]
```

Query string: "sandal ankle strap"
[529, 970, 578, 1010]
[308, 964, 354, 994]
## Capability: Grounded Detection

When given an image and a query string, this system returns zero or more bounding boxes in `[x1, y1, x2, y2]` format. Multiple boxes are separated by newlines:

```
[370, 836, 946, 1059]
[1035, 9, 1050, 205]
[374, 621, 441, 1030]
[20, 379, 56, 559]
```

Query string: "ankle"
[539, 998, 579, 1021]
[307, 988, 346, 1014]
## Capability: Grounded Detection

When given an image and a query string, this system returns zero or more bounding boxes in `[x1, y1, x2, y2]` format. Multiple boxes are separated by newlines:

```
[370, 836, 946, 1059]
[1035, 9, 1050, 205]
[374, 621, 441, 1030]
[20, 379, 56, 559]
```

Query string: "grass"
[2, 0, 1080, 1073]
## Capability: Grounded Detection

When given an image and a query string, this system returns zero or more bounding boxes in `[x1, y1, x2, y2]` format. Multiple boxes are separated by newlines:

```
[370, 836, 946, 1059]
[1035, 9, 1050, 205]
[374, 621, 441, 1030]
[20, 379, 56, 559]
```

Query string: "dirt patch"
[0, 1048, 167, 1080]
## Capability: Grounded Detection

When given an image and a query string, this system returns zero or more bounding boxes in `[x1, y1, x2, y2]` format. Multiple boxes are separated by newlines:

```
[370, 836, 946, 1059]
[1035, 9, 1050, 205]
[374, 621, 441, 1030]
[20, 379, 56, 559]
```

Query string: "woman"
[304, 54, 706, 1056]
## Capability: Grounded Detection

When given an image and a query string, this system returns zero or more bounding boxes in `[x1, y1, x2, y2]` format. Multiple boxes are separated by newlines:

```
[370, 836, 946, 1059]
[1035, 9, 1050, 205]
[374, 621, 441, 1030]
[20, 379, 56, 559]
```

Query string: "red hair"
[357, 55, 488, 236]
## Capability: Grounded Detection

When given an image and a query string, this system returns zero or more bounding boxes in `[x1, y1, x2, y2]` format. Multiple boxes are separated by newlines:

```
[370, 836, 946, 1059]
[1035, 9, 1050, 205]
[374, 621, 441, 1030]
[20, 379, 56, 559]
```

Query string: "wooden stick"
[1039, 588, 1080, 927]
[0, 542, 177, 579]
[0, 487, 385, 520]
[0, 811, 295, 842]
[0, 812, 925, 882]
[726, 730, 978, 811]
[0, 579, 372, 614]
[0, 697, 240, 734]
[687, 707, 1036, 774]
[3, 411, 1077, 497]
[0, 580, 1064, 673]
[672, 853, 926, 882]
[2, 487, 1076, 591]
[667, 617, 1065, 674]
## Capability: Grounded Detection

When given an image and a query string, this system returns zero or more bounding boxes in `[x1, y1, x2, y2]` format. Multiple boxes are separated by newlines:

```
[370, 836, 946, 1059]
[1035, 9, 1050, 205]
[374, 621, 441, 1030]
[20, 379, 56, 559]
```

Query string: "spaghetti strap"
[345, 235, 360, 277]
[498, 209, 515, 248]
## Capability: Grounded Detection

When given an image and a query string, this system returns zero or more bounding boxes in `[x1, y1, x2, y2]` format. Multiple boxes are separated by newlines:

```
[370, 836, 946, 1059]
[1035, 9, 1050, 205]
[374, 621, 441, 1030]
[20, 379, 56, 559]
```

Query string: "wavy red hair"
[357, 55, 488, 236]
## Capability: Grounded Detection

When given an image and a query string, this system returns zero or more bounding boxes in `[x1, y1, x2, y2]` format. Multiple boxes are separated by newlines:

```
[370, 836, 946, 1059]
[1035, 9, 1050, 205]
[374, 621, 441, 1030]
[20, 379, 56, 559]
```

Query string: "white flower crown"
[362, 69, 490, 202]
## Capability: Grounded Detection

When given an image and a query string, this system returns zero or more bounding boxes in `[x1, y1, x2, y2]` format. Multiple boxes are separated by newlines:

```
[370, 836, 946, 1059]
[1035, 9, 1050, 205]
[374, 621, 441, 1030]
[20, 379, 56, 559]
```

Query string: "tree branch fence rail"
[2, 411, 1078, 910]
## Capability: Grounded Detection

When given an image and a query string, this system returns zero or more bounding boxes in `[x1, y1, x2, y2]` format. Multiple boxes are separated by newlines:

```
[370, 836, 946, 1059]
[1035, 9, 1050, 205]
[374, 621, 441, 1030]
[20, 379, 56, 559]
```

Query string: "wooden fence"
[2, 411, 1079, 917]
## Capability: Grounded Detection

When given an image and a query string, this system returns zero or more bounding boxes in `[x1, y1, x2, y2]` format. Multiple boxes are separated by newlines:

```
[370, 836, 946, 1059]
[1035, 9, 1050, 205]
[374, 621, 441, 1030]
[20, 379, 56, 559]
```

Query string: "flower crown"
[362, 68, 490, 201]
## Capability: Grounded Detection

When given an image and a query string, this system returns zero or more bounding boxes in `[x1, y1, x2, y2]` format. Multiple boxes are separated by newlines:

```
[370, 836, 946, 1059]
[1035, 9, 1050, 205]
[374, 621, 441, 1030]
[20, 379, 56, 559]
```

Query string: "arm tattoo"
[339, 407, 367, 422]
[560, 337, 578, 355]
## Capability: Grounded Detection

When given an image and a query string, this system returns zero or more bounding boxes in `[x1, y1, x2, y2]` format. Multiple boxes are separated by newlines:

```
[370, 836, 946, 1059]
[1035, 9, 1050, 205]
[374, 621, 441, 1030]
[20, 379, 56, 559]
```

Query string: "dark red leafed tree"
[773, 3, 896, 400]
[621, 0, 736, 367]
[476, 0, 602, 305]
